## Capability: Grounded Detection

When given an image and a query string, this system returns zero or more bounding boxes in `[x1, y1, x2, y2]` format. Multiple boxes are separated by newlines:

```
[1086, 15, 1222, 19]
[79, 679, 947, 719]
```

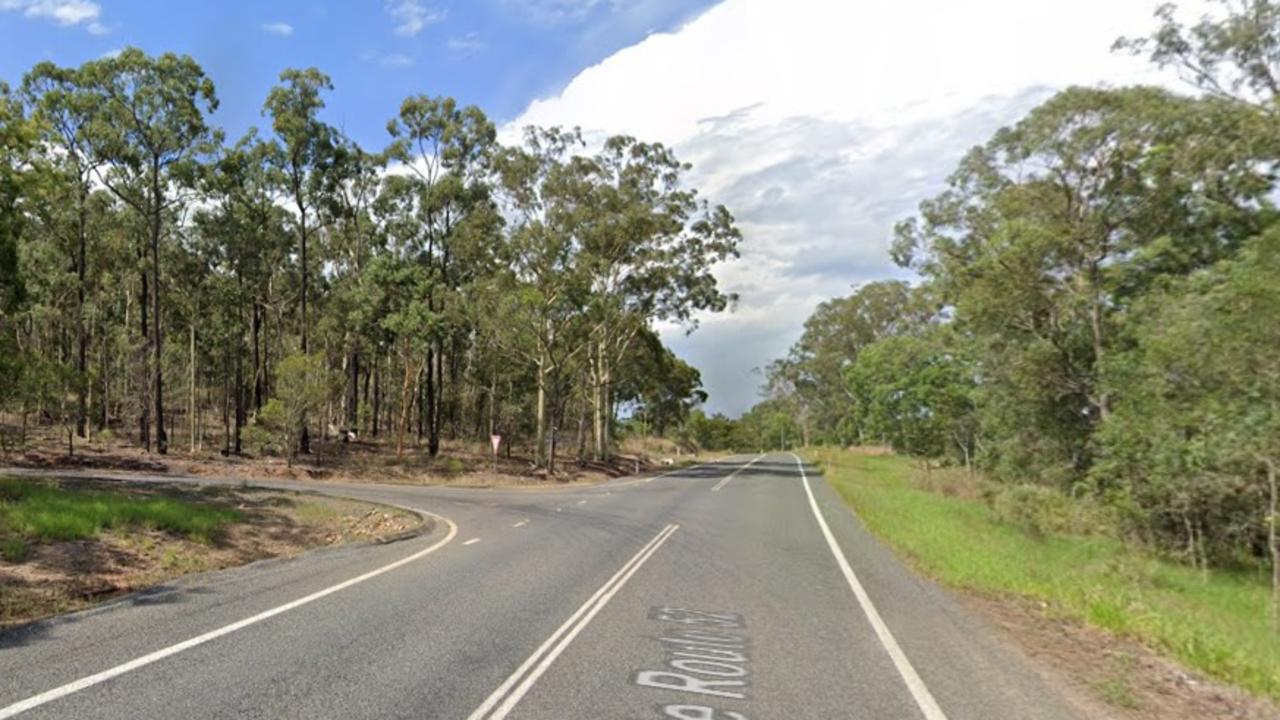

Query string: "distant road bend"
[0, 455, 1084, 719]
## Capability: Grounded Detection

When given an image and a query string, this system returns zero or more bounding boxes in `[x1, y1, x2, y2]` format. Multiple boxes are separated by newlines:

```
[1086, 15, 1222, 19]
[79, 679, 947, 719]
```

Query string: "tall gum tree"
[386, 95, 499, 457]
[78, 48, 219, 454]
[263, 67, 338, 455]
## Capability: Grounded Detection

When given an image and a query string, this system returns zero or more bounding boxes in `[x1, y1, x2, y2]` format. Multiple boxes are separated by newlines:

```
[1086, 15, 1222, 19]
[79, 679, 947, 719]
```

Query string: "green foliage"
[0, 477, 240, 545]
[257, 352, 331, 465]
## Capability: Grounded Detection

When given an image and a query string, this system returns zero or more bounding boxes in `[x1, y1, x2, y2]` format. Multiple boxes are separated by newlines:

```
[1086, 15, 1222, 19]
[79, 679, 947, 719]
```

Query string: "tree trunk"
[139, 262, 151, 451]
[252, 301, 263, 413]
[150, 192, 167, 455]
[297, 199, 310, 455]
[1266, 458, 1278, 632]
[535, 354, 547, 468]
[429, 344, 442, 457]
[346, 348, 359, 428]
[75, 192, 87, 439]
[372, 353, 381, 438]
[189, 323, 197, 453]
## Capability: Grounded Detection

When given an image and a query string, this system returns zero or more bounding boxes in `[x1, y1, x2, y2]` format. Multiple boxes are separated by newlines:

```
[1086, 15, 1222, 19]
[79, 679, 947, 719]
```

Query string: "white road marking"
[512, 520, 528, 528]
[576, 499, 587, 506]
[709, 454, 765, 492]
[0, 508, 459, 720]
[464, 537, 482, 545]
[791, 453, 948, 720]
[467, 524, 679, 720]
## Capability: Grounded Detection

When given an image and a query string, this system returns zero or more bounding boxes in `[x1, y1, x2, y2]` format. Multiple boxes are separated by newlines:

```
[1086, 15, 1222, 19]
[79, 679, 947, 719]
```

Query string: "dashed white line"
[0, 508, 458, 720]
[466, 523, 679, 720]
[575, 499, 587, 506]
[463, 537, 482, 546]
[791, 452, 948, 720]
[710, 454, 766, 492]
[512, 520, 528, 528]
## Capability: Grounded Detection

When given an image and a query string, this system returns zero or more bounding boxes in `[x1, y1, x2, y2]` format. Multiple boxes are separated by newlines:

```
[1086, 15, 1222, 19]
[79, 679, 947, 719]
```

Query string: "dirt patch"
[962, 593, 1280, 720]
[0, 479, 420, 629]
[2, 434, 693, 489]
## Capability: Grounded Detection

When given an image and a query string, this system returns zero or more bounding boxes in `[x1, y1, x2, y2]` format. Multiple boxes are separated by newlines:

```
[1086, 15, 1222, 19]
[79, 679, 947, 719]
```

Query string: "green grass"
[0, 477, 242, 547]
[807, 448, 1280, 702]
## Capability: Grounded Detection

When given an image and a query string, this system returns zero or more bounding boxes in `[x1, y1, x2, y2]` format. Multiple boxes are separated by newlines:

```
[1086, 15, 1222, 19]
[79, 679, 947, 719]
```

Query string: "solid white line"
[710, 453, 766, 492]
[0, 509, 459, 720]
[467, 524, 679, 720]
[791, 453, 948, 720]
[464, 537, 482, 545]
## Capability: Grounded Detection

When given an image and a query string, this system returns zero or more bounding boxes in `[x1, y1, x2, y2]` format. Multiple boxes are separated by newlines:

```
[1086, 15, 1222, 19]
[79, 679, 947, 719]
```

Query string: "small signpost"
[490, 434, 501, 474]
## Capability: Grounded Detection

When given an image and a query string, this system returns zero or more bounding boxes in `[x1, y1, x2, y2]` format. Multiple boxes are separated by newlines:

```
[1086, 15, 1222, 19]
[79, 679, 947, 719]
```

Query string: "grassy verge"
[806, 447, 1280, 702]
[0, 477, 419, 627]
[0, 477, 240, 561]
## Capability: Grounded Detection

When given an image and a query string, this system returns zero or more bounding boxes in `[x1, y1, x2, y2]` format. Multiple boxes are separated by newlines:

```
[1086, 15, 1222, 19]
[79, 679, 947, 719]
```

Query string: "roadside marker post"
[491, 434, 501, 474]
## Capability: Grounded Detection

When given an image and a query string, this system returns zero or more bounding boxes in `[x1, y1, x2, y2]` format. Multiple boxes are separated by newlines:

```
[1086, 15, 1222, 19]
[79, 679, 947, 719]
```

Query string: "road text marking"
[710, 455, 765, 492]
[635, 607, 753, 717]
[467, 524, 679, 720]
[791, 453, 948, 720]
[0, 508, 459, 720]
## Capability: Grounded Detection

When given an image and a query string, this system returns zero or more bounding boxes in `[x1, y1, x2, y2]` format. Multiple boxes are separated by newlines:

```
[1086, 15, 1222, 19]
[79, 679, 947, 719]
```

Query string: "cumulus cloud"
[505, 0, 1204, 414]
[384, 0, 445, 37]
[1, 0, 105, 31]
[260, 21, 294, 37]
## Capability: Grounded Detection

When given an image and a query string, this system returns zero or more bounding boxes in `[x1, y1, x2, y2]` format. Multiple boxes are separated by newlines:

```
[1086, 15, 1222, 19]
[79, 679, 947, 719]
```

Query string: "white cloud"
[1, 0, 104, 31]
[505, 0, 1206, 414]
[361, 50, 414, 69]
[260, 21, 294, 37]
[385, 0, 445, 37]
[447, 32, 486, 56]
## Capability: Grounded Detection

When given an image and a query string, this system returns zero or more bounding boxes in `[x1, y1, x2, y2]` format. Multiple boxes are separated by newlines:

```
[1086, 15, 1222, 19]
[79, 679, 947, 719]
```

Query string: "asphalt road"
[0, 454, 1086, 719]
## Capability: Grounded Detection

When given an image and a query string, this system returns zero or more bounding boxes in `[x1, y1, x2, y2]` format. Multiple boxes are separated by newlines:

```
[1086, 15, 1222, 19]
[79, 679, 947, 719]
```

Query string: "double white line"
[466, 523, 680, 720]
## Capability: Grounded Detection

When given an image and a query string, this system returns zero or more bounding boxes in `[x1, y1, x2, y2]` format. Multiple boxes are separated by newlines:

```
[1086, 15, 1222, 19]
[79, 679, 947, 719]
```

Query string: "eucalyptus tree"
[1095, 228, 1280, 626]
[263, 67, 339, 453]
[324, 137, 385, 430]
[579, 136, 740, 460]
[893, 85, 1274, 482]
[0, 82, 33, 322]
[197, 132, 293, 451]
[21, 63, 110, 438]
[494, 127, 593, 468]
[76, 47, 220, 454]
[385, 94, 500, 456]
[769, 280, 931, 445]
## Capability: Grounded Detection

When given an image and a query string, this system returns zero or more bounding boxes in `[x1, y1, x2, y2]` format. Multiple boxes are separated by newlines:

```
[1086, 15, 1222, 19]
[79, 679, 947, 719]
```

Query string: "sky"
[0, 0, 1206, 415]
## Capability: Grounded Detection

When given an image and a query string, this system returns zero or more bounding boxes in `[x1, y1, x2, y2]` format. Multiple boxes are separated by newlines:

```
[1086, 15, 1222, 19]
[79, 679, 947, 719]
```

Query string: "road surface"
[0, 454, 1085, 719]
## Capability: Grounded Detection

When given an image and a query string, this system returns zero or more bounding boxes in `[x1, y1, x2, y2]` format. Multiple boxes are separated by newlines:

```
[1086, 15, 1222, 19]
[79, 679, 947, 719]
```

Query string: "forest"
[729, 3, 1280, 622]
[0, 50, 740, 472]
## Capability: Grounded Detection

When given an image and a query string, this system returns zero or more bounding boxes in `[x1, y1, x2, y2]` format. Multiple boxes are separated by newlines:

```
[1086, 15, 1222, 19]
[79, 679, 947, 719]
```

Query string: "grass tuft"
[0, 477, 241, 547]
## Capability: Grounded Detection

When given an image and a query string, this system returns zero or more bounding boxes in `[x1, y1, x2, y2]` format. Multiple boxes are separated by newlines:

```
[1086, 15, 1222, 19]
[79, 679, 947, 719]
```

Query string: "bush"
[990, 483, 1074, 538]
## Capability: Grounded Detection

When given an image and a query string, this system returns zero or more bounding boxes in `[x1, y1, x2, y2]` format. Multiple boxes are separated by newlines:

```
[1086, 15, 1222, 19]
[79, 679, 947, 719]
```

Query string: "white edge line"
[467, 524, 678, 720]
[710, 453, 766, 492]
[0, 509, 459, 720]
[791, 452, 948, 720]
